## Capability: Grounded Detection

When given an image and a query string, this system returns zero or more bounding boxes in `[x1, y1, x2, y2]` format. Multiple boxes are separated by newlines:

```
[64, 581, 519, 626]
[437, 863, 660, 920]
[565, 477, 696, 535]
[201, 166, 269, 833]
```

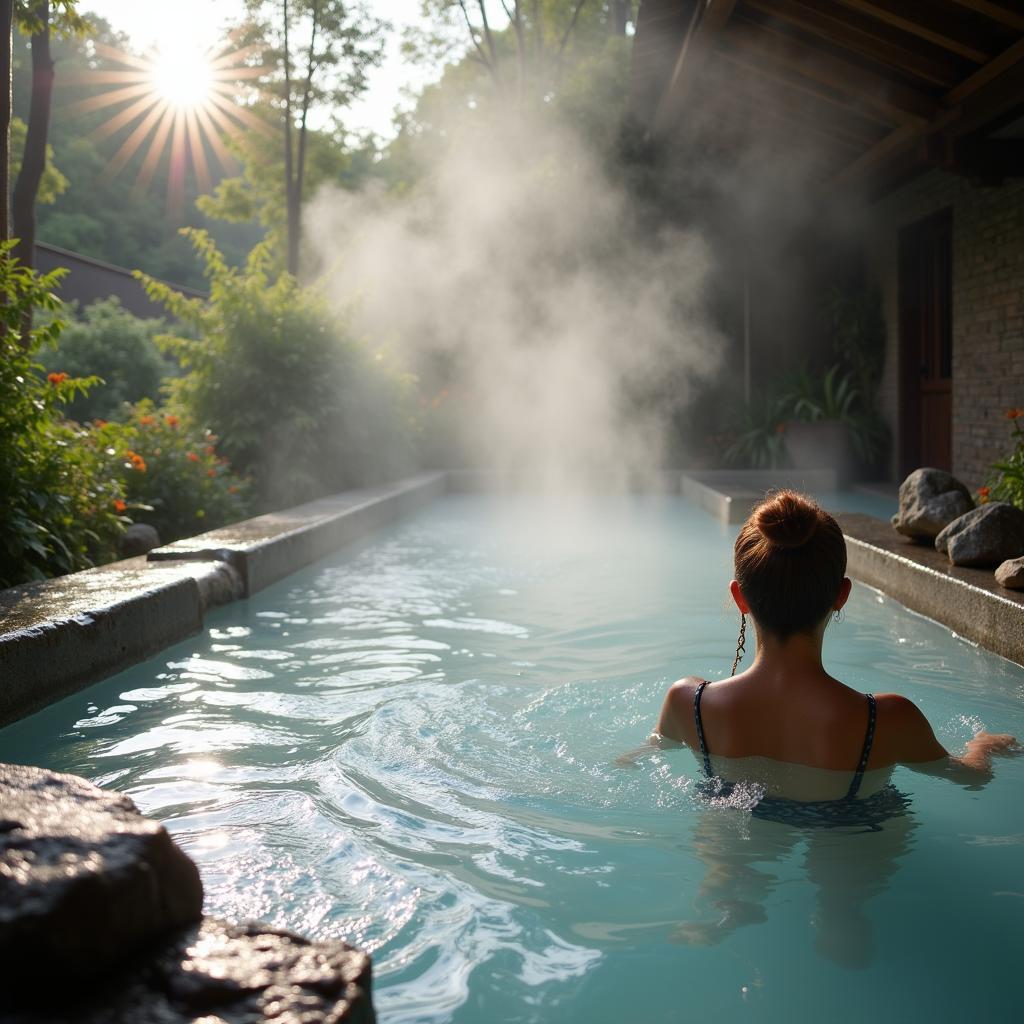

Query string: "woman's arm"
[613, 678, 697, 767]
[884, 694, 1020, 786]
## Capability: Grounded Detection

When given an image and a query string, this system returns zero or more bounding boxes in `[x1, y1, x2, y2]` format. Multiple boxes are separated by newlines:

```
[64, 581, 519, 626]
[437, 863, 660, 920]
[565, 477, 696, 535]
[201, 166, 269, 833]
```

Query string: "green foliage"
[137, 230, 417, 508]
[984, 411, 1024, 511]
[824, 285, 886, 410]
[91, 403, 252, 543]
[0, 244, 126, 587]
[724, 392, 789, 469]
[41, 298, 172, 421]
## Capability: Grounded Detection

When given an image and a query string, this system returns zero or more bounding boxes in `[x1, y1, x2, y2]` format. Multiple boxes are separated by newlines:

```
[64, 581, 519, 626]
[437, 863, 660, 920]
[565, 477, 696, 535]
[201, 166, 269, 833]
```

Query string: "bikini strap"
[693, 680, 713, 777]
[846, 693, 877, 800]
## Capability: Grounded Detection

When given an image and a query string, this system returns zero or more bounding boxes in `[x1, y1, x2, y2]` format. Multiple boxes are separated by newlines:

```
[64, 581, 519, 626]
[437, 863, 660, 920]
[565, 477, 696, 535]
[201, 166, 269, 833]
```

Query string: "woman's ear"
[729, 580, 750, 614]
[835, 576, 853, 611]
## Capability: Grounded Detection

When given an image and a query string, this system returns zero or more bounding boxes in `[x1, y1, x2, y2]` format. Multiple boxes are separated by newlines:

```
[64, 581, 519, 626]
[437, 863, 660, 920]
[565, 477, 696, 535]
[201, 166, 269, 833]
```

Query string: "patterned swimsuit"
[693, 681, 909, 830]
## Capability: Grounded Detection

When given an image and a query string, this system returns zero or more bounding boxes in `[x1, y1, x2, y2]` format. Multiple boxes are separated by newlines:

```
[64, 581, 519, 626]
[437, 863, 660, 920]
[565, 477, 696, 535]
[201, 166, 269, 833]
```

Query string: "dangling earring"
[731, 613, 747, 677]
[833, 609, 844, 624]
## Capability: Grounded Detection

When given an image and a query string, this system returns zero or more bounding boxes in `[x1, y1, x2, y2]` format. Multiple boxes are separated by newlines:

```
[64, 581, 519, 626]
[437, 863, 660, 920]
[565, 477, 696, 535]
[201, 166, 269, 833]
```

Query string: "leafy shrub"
[92, 403, 252, 544]
[42, 297, 173, 421]
[0, 246, 125, 587]
[138, 231, 417, 508]
[981, 410, 1024, 510]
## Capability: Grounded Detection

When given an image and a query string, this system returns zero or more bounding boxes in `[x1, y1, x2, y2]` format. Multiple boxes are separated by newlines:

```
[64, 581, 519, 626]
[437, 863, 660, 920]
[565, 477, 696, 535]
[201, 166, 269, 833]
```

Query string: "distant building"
[631, 0, 1024, 485]
[34, 242, 206, 322]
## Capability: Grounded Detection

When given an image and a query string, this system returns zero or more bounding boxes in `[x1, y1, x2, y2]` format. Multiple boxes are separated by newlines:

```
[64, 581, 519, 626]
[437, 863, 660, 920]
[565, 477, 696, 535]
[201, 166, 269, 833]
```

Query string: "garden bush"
[0, 247, 125, 587]
[41, 297, 173, 422]
[979, 409, 1024, 510]
[139, 231, 417, 509]
[93, 402, 251, 543]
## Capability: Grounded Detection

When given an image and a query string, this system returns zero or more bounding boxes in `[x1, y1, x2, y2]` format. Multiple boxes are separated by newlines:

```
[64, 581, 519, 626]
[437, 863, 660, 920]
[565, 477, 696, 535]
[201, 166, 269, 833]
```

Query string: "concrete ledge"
[0, 558, 235, 728]
[148, 472, 447, 596]
[0, 473, 447, 728]
[682, 469, 840, 524]
[839, 513, 1024, 666]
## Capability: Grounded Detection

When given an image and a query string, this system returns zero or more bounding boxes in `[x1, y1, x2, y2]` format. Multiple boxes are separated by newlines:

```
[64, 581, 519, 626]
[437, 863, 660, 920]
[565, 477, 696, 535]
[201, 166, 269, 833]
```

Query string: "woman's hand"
[960, 732, 1021, 772]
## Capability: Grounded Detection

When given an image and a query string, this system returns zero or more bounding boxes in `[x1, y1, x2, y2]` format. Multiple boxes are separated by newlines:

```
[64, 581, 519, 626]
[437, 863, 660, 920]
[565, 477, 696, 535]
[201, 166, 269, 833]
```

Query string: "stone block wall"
[864, 169, 1024, 488]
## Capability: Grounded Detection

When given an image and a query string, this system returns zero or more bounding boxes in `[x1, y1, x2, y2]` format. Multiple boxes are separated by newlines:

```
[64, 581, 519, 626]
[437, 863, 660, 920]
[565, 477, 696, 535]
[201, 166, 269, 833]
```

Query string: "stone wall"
[865, 170, 1024, 487]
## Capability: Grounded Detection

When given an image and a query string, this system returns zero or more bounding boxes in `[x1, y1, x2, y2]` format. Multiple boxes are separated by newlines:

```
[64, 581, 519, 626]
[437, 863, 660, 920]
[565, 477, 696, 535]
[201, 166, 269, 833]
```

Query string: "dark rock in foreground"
[935, 502, 1024, 567]
[892, 467, 973, 541]
[5, 918, 376, 1024]
[1, 763, 376, 1022]
[0, 762, 203, 986]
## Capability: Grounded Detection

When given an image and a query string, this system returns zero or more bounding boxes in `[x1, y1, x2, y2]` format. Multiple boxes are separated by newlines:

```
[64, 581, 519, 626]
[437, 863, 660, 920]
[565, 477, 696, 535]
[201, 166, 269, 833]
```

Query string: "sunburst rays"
[62, 39, 273, 213]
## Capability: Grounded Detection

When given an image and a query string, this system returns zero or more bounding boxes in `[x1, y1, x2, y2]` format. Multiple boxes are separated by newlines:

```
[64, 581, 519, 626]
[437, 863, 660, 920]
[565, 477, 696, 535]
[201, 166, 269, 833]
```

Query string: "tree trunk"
[12, 2, 53, 273]
[611, 0, 631, 35]
[0, 0, 13, 244]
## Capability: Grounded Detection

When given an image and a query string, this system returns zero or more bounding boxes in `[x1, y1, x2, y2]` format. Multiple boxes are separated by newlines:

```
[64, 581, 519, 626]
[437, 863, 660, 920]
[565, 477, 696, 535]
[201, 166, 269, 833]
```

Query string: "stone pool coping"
[681, 469, 842, 523]
[0, 472, 445, 728]
[838, 512, 1024, 667]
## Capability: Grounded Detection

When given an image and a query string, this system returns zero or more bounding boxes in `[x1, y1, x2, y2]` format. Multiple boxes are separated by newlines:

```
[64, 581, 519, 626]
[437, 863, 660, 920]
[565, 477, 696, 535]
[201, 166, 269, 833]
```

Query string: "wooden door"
[899, 210, 953, 475]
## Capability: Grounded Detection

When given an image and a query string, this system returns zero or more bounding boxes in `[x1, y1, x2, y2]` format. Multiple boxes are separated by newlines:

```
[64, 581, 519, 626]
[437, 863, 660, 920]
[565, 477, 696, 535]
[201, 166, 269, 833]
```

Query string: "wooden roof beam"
[722, 18, 941, 124]
[652, 0, 739, 134]
[946, 1, 1024, 34]
[743, 0, 962, 87]
[828, 0, 991, 63]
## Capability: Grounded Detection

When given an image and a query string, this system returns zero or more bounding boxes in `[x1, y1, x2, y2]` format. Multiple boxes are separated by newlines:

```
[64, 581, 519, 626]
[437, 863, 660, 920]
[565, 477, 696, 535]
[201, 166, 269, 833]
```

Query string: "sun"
[150, 43, 214, 110]
[61, 38, 272, 212]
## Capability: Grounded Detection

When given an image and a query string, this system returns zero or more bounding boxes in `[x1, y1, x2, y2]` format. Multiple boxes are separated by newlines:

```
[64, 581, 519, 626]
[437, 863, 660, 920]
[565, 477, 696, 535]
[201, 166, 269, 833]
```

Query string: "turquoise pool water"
[3, 494, 1022, 1023]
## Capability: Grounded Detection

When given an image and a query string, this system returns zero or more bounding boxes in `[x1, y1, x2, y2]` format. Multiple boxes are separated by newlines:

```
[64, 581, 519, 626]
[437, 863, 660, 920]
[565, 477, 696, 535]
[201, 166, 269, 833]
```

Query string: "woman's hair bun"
[753, 490, 819, 548]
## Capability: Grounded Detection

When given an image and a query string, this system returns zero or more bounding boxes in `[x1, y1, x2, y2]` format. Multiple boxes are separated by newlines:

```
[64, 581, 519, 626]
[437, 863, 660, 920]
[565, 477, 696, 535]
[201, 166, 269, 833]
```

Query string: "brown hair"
[733, 490, 847, 639]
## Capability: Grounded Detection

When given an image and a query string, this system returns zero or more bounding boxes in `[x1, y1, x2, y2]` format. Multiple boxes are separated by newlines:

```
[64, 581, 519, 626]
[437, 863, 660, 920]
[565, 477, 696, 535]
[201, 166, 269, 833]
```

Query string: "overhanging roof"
[631, 0, 1024, 195]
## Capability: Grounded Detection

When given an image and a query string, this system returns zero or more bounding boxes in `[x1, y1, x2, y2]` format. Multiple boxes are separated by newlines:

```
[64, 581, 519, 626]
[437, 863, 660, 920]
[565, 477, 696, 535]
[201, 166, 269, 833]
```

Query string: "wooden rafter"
[652, 0, 738, 133]
[722, 17, 940, 123]
[946, 0, 1024, 33]
[827, 0, 991, 63]
[743, 0, 961, 87]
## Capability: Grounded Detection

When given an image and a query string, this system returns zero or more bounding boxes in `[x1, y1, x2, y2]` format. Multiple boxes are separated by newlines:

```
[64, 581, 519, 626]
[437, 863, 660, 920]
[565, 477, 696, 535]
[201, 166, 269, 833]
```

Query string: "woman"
[654, 490, 1018, 810]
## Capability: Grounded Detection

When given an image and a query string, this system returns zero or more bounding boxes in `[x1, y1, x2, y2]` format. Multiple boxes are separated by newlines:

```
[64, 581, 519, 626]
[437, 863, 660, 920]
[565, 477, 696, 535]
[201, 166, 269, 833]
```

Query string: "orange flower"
[227, 485, 238, 494]
[977, 486, 991, 504]
[113, 498, 127, 513]
[125, 450, 147, 472]
[187, 452, 199, 462]
[93, 418, 107, 428]
[1007, 409, 1022, 420]
[165, 414, 180, 428]
[47, 372, 67, 385]
[207, 468, 216, 478]
[138, 415, 155, 426]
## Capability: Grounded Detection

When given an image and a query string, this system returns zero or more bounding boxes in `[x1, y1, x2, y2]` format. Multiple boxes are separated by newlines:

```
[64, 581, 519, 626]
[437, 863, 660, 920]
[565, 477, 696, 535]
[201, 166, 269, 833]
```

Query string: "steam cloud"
[307, 108, 726, 490]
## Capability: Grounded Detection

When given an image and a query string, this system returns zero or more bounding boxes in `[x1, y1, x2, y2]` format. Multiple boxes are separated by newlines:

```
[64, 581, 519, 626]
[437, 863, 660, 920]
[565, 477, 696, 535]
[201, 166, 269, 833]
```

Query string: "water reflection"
[677, 805, 917, 969]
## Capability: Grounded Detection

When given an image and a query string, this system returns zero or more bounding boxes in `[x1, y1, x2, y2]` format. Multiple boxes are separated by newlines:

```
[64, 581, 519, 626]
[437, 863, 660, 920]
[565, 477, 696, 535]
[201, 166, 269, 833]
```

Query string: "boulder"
[120, 522, 162, 557]
[935, 502, 1024, 567]
[9, 919, 376, 1024]
[0, 763, 203, 988]
[995, 556, 1024, 590]
[892, 468, 974, 541]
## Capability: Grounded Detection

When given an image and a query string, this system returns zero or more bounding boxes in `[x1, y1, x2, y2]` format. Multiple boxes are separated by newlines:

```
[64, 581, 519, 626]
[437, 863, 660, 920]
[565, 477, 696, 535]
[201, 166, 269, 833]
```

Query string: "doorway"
[898, 209, 953, 475]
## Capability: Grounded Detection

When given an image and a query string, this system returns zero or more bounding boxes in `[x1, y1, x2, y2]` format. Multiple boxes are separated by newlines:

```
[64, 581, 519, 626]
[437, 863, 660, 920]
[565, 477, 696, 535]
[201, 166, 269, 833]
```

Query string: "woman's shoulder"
[656, 676, 708, 743]
[871, 692, 948, 764]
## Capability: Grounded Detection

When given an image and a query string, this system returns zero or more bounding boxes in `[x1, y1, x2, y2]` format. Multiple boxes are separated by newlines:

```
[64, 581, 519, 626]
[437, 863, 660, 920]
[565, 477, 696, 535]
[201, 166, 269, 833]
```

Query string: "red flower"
[1007, 409, 1022, 420]
[47, 372, 67, 385]
[977, 486, 991, 504]
[207, 468, 216, 478]
[205, 445, 216, 456]
[187, 452, 200, 462]
[113, 498, 127, 513]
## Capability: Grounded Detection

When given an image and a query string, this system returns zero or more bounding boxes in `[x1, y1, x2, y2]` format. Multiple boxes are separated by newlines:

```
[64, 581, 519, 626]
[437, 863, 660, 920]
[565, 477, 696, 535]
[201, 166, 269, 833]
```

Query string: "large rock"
[995, 556, 1024, 590]
[892, 468, 974, 541]
[0, 763, 203, 987]
[120, 522, 161, 557]
[935, 502, 1024, 567]
[7, 918, 376, 1024]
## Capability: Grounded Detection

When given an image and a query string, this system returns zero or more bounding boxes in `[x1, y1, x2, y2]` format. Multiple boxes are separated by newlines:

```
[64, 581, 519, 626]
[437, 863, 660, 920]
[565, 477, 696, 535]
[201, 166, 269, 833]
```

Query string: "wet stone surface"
[0, 763, 204, 987]
[5, 919, 376, 1024]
